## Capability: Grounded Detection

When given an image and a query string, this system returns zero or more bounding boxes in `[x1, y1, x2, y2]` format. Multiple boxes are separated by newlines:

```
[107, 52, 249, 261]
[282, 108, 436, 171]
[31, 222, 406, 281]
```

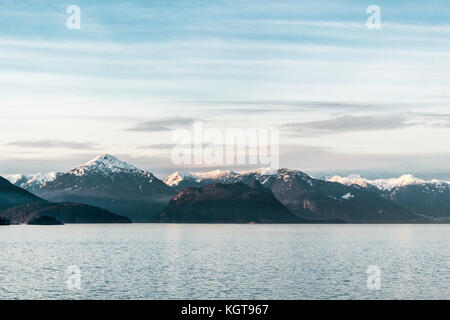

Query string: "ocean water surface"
[0, 224, 449, 299]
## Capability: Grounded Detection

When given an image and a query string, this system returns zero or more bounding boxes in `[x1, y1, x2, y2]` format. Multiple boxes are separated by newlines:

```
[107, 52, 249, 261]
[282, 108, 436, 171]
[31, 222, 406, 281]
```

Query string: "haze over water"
[0, 224, 448, 299]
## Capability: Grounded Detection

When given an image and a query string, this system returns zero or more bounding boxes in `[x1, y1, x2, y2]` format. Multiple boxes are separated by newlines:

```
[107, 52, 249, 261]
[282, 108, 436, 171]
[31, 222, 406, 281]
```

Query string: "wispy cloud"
[5, 140, 95, 149]
[127, 117, 195, 132]
[283, 115, 413, 136]
[233, 19, 450, 34]
[137, 143, 175, 150]
[1, 0, 450, 176]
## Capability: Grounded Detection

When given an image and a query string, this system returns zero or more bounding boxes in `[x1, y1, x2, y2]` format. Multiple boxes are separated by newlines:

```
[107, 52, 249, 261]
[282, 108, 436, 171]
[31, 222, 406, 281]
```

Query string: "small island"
[1, 202, 132, 224]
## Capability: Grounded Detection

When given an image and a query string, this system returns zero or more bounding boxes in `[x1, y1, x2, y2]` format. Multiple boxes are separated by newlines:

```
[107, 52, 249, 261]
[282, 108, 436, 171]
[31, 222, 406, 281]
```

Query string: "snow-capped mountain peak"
[27, 172, 61, 185]
[4, 172, 62, 191]
[242, 167, 278, 176]
[69, 154, 140, 177]
[163, 169, 240, 186]
[163, 167, 317, 188]
[163, 171, 188, 186]
[4, 174, 32, 185]
[328, 174, 370, 188]
[372, 174, 426, 190]
[191, 169, 239, 180]
[327, 174, 448, 191]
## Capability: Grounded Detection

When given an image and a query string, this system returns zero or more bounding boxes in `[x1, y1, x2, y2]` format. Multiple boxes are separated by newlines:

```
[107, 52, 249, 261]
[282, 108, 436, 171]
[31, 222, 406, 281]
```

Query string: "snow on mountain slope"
[69, 154, 139, 177]
[192, 169, 240, 180]
[5, 172, 62, 191]
[328, 174, 449, 191]
[35, 154, 176, 222]
[370, 175, 426, 190]
[243, 167, 279, 176]
[163, 167, 320, 191]
[164, 169, 240, 186]
[5, 155, 145, 190]
[27, 172, 62, 185]
[328, 174, 370, 188]
[5, 174, 33, 185]
[163, 167, 281, 187]
[163, 172, 189, 186]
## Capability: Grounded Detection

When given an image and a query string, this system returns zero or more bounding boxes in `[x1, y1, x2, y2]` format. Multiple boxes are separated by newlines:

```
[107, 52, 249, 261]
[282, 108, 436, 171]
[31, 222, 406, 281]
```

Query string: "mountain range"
[328, 174, 450, 219]
[14, 154, 176, 222]
[164, 168, 424, 222]
[2, 154, 449, 223]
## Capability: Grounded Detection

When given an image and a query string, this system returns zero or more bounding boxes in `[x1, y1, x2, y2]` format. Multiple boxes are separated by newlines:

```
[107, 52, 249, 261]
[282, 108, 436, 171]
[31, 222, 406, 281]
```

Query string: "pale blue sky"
[1, 1, 449, 178]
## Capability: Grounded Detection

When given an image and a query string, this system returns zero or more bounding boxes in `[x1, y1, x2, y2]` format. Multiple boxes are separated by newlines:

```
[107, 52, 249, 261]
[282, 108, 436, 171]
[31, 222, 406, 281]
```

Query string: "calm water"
[0, 224, 449, 300]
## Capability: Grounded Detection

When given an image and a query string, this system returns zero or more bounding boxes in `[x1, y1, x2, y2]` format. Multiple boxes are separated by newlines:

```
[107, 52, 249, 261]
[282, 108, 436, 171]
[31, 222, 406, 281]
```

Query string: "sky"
[1, 0, 450, 179]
